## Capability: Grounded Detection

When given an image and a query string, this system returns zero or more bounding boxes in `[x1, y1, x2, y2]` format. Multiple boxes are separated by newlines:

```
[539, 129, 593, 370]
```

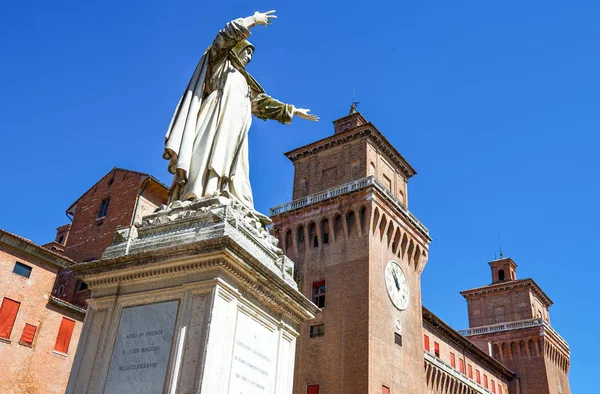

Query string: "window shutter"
[0, 298, 20, 339]
[307, 384, 320, 394]
[382, 386, 390, 394]
[54, 317, 75, 353]
[423, 335, 430, 351]
[20, 323, 37, 345]
[450, 352, 455, 368]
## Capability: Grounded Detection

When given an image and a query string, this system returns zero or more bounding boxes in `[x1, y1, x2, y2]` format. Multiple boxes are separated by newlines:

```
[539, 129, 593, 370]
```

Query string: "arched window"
[529, 339, 537, 358]
[321, 219, 330, 245]
[359, 206, 366, 234]
[498, 269, 505, 281]
[284, 230, 293, 253]
[308, 222, 318, 248]
[297, 225, 305, 251]
[520, 341, 527, 358]
[346, 210, 356, 237]
[511, 342, 518, 359]
[372, 208, 380, 235]
[333, 214, 343, 241]
[493, 344, 500, 360]
[379, 215, 387, 241]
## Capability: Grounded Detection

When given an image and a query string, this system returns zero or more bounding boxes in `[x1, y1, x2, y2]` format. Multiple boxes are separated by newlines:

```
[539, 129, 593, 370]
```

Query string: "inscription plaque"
[229, 311, 276, 393]
[104, 300, 179, 394]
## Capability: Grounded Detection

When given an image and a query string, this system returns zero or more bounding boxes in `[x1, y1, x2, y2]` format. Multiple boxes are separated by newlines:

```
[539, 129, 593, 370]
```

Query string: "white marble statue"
[163, 11, 318, 224]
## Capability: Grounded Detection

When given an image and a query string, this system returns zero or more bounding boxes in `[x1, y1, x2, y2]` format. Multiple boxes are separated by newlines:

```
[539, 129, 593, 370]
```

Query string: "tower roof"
[284, 113, 417, 179]
[460, 278, 553, 307]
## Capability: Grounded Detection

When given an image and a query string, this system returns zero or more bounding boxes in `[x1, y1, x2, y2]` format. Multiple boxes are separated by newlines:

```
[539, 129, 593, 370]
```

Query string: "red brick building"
[50, 167, 168, 307]
[460, 258, 571, 394]
[271, 108, 432, 393]
[0, 168, 169, 394]
[0, 230, 85, 394]
[270, 108, 571, 394]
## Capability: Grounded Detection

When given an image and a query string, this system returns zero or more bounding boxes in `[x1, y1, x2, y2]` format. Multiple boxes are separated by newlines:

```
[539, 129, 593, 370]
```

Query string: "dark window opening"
[321, 219, 329, 244]
[57, 234, 64, 244]
[297, 226, 305, 250]
[13, 262, 32, 278]
[312, 281, 326, 308]
[394, 333, 402, 346]
[434, 342, 440, 357]
[78, 281, 88, 292]
[308, 222, 317, 248]
[98, 198, 110, 218]
[309, 324, 324, 338]
[498, 269, 505, 281]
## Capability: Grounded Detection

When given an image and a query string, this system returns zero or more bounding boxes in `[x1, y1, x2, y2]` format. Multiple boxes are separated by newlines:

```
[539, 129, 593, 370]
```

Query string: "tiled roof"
[66, 167, 169, 213]
[0, 229, 74, 267]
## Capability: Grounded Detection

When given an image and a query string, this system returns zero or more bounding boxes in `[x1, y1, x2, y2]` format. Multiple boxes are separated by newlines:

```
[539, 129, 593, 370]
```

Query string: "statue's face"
[241, 47, 253, 67]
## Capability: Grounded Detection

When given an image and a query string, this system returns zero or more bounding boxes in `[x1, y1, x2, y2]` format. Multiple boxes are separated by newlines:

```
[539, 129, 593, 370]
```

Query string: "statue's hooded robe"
[163, 18, 294, 211]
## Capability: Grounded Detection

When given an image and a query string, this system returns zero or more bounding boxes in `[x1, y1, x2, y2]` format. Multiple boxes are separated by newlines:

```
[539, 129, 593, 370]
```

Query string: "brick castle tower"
[459, 257, 571, 394]
[270, 107, 431, 393]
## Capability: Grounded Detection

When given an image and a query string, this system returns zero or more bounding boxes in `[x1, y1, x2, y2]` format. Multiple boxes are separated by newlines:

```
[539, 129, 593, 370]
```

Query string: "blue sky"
[1, 1, 598, 390]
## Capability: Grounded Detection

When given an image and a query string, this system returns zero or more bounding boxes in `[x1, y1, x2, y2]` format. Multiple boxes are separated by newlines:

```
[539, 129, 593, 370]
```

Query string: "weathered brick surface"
[272, 112, 429, 394]
[423, 313, 511, 394]
[0, 234, 83, 394]
[462, 260, 571, 394]
[51, 168, 168, 307]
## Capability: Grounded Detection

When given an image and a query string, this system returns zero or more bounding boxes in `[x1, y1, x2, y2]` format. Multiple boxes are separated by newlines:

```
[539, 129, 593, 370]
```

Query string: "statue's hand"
[294, 108, 319, 122]
[253, 10, 277, 27]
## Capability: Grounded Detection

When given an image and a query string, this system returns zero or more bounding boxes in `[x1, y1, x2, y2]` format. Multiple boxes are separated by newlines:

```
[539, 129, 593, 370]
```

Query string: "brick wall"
[64, 169, 144, 263]
[0, 237, 83, 394]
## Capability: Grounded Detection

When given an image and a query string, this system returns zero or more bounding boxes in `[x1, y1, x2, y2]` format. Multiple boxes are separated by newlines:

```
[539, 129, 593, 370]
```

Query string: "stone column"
[66, 197, 318, 394]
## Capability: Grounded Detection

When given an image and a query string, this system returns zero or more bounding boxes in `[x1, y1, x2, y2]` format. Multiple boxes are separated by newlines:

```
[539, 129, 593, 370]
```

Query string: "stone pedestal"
[66, 197, 318, 394]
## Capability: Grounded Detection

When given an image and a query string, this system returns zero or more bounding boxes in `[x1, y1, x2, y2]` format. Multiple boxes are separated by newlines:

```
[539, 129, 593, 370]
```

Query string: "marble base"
[66, 198, 318, 394]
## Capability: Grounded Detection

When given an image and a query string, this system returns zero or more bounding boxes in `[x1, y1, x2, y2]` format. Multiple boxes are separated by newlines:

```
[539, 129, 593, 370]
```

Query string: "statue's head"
[233, 39, 254, 67]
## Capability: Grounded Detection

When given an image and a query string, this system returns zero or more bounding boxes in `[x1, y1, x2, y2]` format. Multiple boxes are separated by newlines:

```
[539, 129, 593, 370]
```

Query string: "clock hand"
[391, 270, 400, 291]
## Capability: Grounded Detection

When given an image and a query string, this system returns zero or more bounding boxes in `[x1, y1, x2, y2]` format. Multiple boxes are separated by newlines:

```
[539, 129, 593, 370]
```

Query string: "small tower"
[460, 258, 571, 394]
[489, 257, 517, 283]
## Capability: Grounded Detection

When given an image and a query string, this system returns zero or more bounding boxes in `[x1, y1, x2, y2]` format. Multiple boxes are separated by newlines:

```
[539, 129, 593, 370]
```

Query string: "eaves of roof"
[284, 123, 417, 179]
[460, 278, 553, 307]
[0, 229, 74, 268]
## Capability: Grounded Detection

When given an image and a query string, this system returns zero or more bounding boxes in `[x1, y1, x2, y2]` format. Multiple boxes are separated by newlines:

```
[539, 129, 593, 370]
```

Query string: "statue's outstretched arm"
[212, 11, 277, 54]
[252, 93, 319, 124]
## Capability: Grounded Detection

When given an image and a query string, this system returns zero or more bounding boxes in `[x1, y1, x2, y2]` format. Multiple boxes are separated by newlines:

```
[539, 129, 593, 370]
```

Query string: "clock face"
[384, 261, 410, 310]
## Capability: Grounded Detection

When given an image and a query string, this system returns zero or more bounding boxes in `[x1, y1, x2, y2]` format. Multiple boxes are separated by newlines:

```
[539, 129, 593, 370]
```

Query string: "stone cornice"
[48, 296, 86, 316]
[284, 123, 417, 179]
[460, 278, 553, 307]
[75, 253, 316, 325]
[423, 306, 515, 379]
